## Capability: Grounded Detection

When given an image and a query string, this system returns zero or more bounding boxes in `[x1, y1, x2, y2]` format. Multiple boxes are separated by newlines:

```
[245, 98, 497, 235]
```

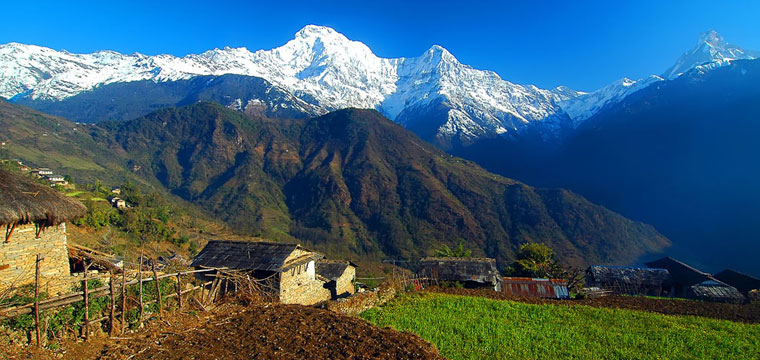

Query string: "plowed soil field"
[97, 303, 443, 360]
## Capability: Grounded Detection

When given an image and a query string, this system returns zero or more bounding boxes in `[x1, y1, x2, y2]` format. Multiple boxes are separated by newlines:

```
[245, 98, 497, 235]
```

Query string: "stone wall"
[335, 266, 356, 297]
[0, 223, 72, 295]
[279, 260, 331, 305]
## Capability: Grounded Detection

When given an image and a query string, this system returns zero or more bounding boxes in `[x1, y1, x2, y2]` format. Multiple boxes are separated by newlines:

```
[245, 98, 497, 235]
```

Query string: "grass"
[360, 293, 760, 360]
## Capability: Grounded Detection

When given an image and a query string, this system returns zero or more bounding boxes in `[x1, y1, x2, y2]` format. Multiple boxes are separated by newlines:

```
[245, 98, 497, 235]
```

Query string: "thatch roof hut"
[1, 168, 86, 295]
[586, 265, 670, 296]
[418, 257, 502, 291]
[0, 168, 86, 226]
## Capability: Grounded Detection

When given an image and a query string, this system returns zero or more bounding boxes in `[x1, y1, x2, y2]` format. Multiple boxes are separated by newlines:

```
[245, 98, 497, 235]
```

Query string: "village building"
[45, 174, 68, 186]
[502, 277, 570, 299]
[418, 257, 502, 291]
[31, 168, 53, 177]
[646, 257, 745, 303]
[109, 197, 127, 209]
[714, 269, 760, 296]
[190, 240, 332, 305]
[0, 169, 86, 295]
[111, 187, 121, 195]
[316, 260, 356, 298]
[586, 265, 671, 296]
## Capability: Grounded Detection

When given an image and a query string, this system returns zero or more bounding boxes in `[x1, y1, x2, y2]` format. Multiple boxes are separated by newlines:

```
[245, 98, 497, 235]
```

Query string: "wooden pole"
[176, 272, 182, 311]
[34, 254, 41, 348]
[83, 263, 89, 341]
[152, 262, 162, 317]
[109, 273, 115, 336]
[121, 269, 126, 334]
[138, 252, 144, 325]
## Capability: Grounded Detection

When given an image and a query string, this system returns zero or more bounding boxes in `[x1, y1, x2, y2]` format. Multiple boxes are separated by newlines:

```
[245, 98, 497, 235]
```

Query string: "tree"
[435, 241, 472, 258]
[507, 242, 559, 278]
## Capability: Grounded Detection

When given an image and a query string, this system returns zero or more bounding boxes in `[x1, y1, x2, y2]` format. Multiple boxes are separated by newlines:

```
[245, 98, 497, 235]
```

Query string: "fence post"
[152, 262, 162, 316]
[109, 273, 115, 336]
[83, 263, 89, 341]
[34, 254, 41, 348]
[138, 253, 144, 325]
[176, 272, 182, 311]
[121, 269, 126, 334]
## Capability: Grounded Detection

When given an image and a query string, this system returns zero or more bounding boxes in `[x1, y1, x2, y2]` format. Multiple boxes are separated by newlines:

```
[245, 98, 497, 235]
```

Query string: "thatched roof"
[418, 257, 501, 286]
[191, 240, 322, 272]
[0, 168, 86, 225]
[587, 265, 671, 287]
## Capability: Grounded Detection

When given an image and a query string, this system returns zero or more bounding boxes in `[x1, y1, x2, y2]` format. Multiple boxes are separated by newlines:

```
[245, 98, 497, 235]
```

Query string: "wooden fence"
[0, 255, 227, 347]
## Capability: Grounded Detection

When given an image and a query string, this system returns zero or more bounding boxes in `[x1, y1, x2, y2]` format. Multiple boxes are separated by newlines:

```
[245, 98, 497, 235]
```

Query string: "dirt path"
[426, 287, 760, 323]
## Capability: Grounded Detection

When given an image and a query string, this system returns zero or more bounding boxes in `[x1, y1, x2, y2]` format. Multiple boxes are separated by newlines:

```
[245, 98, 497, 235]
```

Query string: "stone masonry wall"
[279, 260, 331, 305]
[335, 266, 356, 297]
[0, 223, 72, 295]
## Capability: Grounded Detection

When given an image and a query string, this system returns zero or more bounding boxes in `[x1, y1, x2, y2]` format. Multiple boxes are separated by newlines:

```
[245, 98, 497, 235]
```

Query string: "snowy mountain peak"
[663, 30, 757, 79]
[295, 25, 341, 39]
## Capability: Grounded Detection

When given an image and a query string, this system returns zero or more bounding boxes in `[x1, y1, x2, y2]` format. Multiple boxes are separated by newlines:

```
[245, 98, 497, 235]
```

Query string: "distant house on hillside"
[0, 169, 86, 295]
[714, 269, 760, 296]
[31, 168, 53, 177]
[316, 260, 357, 298]
[646, 257, 744, 303]
[190, 240, 332, 305]
[418, 257, 502, 291]
[109, 197, 127, 209]
[586, 265, 671, 296]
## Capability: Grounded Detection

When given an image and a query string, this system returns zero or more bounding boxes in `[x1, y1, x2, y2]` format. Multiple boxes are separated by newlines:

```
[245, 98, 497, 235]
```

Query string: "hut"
[316, 260, 356, 298]
[190, 240, 332, 305]
[0, 169, 86, 295]
[418, 257, 502, 291]
[502, 277, 570, 299]
[586, 265, 671, 296]
[714, 269, 760, 296]
[646, 257, 744, 303]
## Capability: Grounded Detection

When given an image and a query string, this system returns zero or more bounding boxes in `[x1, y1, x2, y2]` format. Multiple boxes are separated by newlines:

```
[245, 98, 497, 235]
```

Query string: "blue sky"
[3, 0, 759, 91]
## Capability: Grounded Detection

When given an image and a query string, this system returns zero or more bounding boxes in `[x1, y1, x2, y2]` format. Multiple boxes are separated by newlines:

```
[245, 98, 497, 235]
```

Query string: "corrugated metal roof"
[190, 240, 319, 272]
[688, 280, 745, 303]
[502, 277, 569, 299]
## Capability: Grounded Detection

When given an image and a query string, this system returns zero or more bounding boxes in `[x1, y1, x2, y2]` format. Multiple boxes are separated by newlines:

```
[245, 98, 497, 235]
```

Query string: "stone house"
[191, 240, 332, 305]
[316, 260, 356, 298]
[714, 269, 760, 296]
[0, 168, 86, 295]
[418, 257, 503, 291]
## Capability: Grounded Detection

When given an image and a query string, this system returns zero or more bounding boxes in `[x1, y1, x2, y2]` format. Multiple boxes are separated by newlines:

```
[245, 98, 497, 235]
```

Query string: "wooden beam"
[5, 223, 16, 243]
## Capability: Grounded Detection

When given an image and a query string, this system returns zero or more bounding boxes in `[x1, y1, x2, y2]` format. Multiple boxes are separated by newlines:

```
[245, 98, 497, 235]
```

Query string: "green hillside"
[100, 102, 669, 267]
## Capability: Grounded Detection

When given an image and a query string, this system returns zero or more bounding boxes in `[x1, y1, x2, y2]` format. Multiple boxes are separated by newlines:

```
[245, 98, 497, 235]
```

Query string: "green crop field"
[360, 293, 760, 360]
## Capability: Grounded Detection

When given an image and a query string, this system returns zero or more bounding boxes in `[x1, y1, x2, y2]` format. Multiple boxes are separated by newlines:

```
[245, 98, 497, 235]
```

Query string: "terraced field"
[361, 293, 760, 360]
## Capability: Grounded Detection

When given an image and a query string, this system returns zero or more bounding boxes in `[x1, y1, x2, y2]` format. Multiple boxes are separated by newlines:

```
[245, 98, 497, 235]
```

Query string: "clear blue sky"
[3, 0, 759, 91]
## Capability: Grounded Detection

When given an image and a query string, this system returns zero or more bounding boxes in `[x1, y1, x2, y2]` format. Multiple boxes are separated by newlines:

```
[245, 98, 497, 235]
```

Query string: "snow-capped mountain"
[0, 25, 579, 145]
[663, 30, 758, 79]
[557, 76, 663, 126]
[0, 27, 754, 146]
[554, 30, 757, 128]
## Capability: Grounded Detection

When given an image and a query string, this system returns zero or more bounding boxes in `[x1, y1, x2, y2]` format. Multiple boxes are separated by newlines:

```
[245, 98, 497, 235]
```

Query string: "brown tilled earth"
[99, 303, 442, 360]
[3, 302, 443, 360]
[426, 287, 760, 323]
